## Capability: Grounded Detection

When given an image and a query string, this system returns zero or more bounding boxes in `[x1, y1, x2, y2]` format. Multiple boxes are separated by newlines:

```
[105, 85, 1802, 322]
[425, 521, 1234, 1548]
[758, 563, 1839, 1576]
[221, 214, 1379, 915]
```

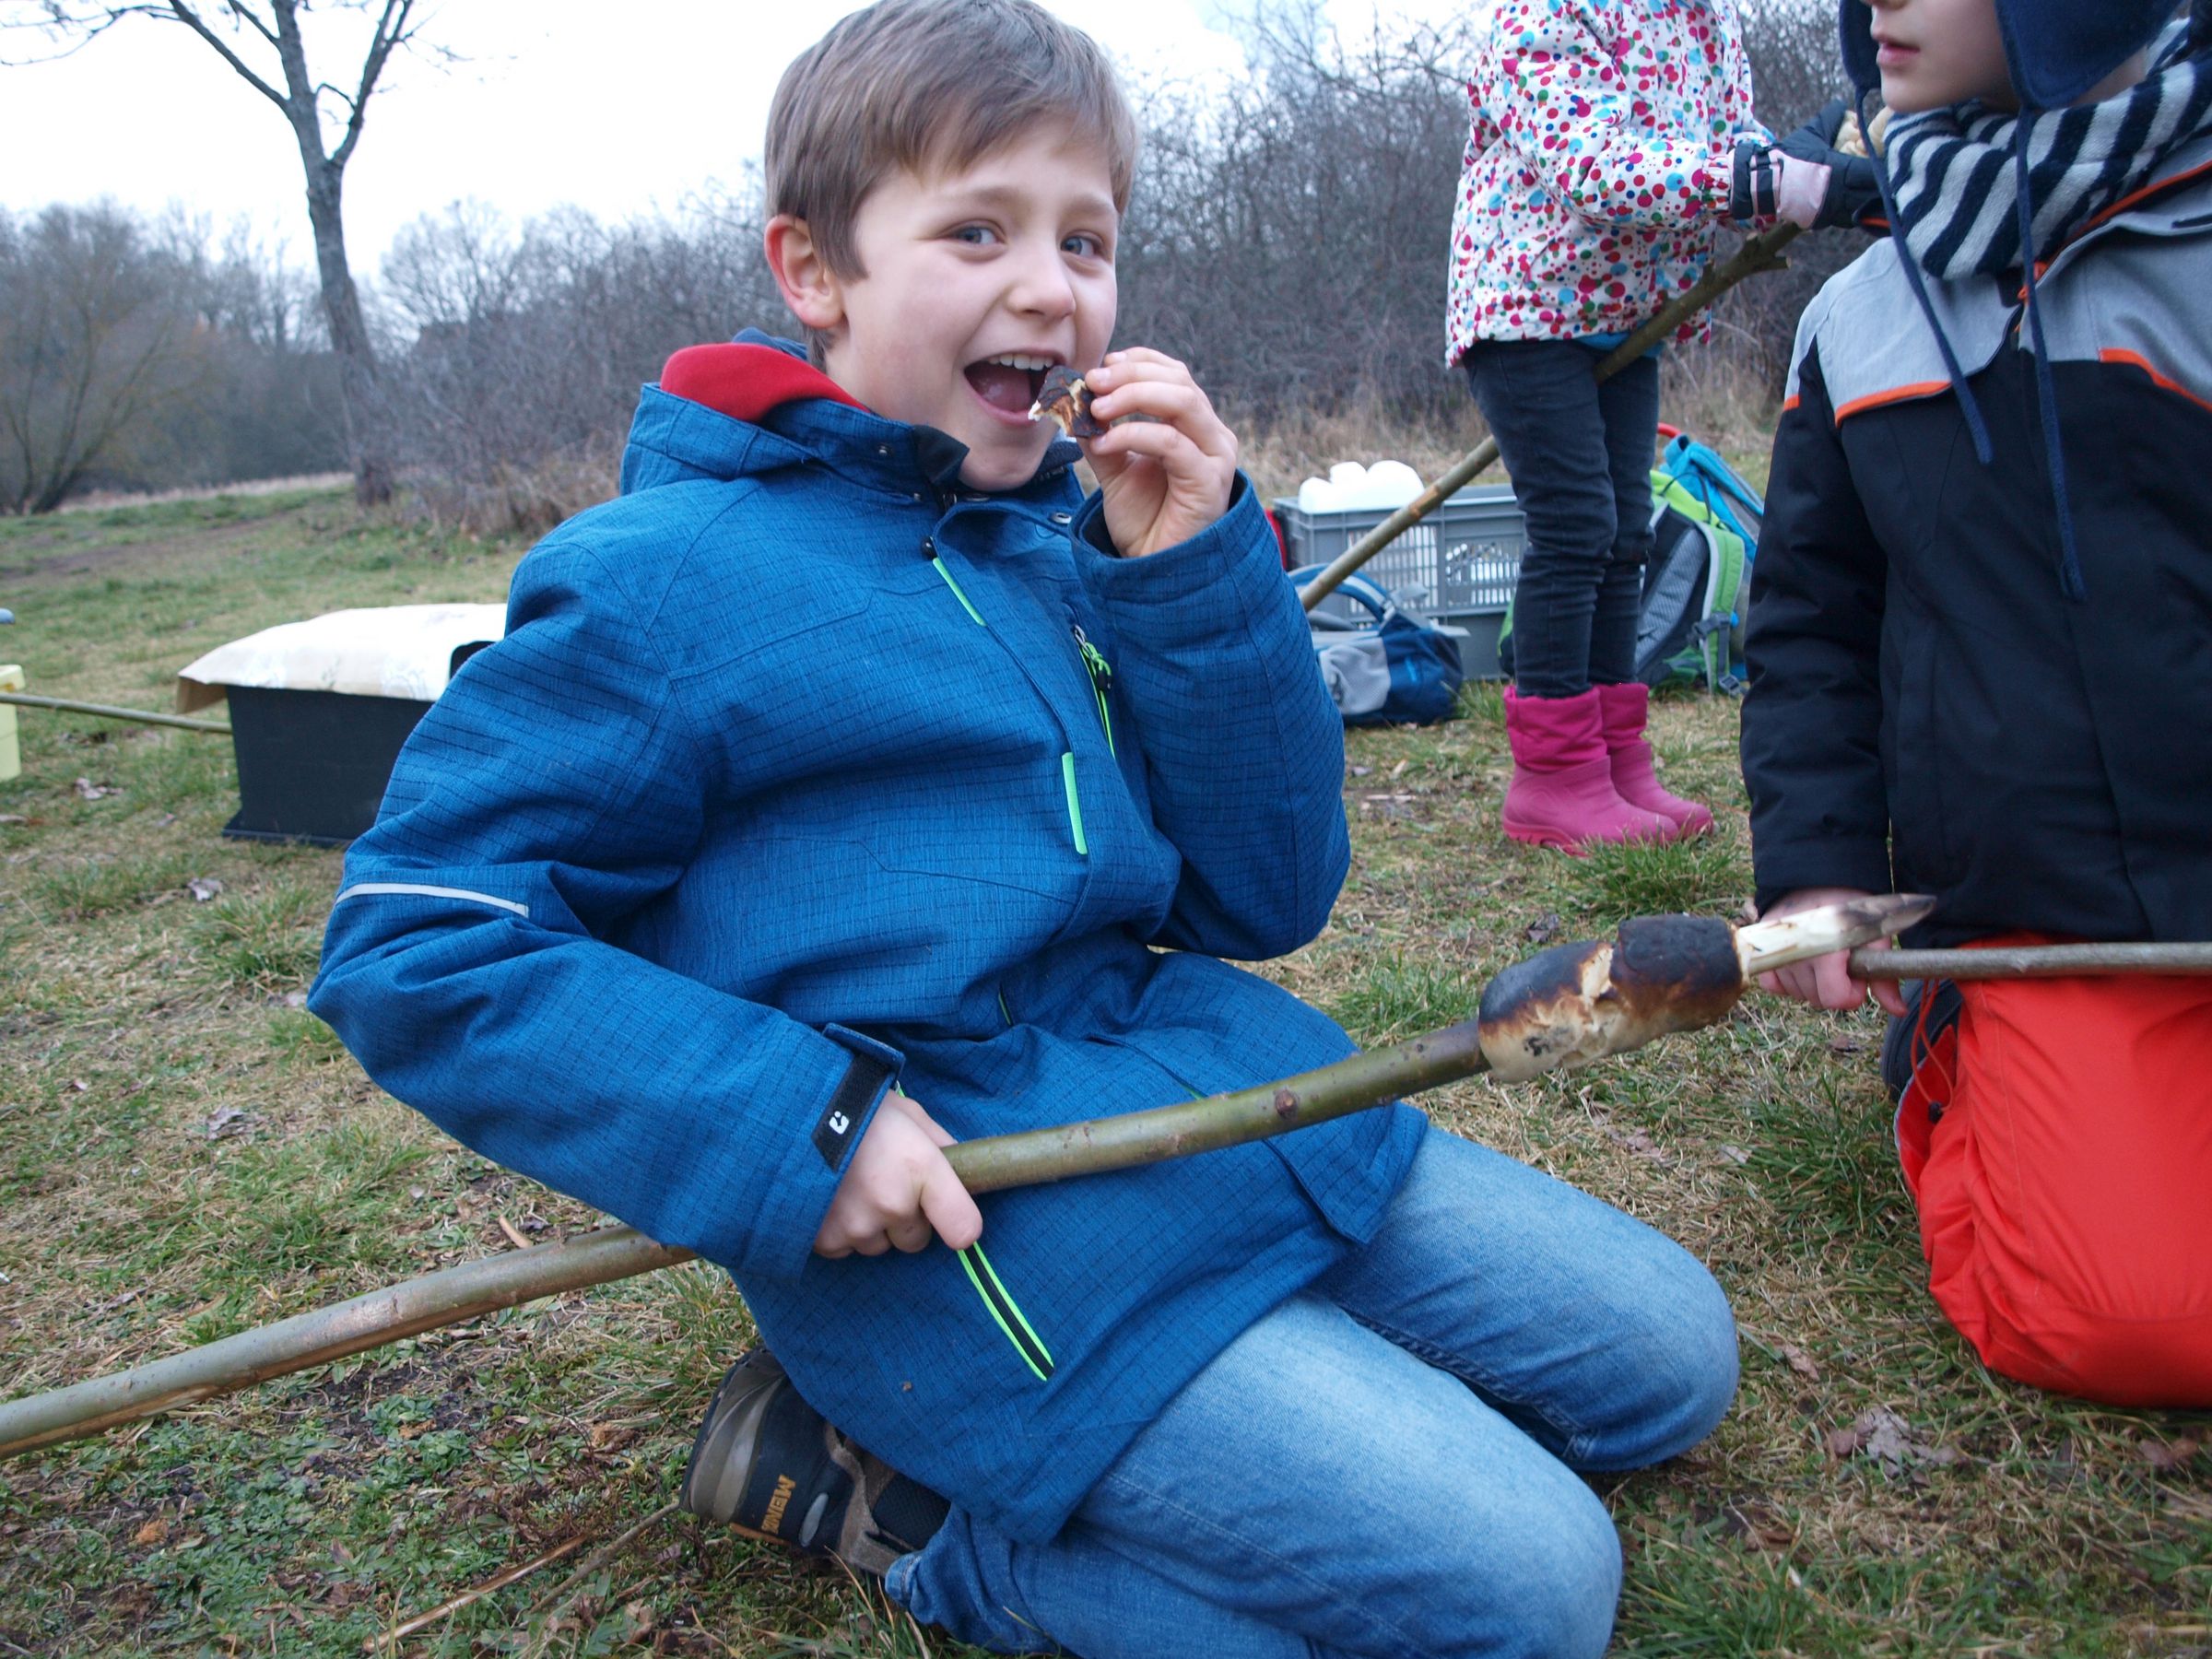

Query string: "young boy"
[1743, 0, 2212, 1406]
[310, 3, 1737, 1652]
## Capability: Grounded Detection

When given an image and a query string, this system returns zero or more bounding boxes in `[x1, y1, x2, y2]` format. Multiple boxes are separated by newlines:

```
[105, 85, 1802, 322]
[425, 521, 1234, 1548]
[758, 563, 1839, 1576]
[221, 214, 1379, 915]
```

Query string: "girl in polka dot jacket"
[1450, 0, 1869, 852]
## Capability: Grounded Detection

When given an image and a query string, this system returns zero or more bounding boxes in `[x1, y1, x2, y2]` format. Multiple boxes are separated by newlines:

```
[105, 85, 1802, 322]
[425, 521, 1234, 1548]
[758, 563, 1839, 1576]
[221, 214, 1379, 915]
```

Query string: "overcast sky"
[0, 0, 1444, 276]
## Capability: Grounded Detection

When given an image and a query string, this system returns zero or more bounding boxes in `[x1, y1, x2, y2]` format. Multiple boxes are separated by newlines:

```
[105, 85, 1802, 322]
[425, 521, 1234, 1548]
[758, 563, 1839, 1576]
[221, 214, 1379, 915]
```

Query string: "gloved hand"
[1731, 98, 1886, 230]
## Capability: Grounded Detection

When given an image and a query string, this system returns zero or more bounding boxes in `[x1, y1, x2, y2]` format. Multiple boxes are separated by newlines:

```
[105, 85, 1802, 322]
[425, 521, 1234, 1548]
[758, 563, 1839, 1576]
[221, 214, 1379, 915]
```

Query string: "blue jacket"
[309, 337, 1427, 1541]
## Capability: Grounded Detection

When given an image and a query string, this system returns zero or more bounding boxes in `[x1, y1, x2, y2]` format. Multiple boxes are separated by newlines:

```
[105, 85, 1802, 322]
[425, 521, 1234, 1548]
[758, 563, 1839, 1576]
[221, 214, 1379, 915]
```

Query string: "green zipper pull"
[926, 537, 986, 627]
[1070, 623, 1114, 755]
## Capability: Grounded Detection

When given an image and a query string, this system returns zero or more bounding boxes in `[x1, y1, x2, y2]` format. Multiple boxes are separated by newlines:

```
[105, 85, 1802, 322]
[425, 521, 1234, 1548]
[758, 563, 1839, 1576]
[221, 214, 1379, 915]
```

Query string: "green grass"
[1, 488, 2207, 1657]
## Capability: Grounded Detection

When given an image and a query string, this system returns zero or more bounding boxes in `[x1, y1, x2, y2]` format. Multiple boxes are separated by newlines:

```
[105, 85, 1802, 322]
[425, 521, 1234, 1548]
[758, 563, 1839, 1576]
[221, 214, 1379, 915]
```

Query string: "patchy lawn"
[0, 490, 2206, 1657]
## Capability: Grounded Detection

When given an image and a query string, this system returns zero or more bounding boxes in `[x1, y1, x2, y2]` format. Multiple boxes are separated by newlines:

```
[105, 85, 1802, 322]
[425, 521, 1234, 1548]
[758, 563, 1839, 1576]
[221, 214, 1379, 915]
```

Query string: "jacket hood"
[618, 329, 1078, 501]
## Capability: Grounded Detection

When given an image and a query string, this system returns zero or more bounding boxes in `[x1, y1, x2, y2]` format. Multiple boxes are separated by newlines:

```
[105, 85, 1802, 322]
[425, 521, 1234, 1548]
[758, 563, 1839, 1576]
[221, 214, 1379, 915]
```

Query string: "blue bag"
[1290, 567, 1464, 725]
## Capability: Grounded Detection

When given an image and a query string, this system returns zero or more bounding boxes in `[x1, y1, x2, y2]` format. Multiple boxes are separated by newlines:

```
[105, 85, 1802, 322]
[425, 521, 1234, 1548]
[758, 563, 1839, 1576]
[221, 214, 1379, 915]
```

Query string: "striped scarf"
[1883, 23, 2212, 277]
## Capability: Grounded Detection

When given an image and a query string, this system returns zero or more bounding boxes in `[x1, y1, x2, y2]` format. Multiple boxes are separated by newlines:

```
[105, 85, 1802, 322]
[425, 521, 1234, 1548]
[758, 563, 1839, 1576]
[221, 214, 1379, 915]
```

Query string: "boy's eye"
[952, 224, 1000, 246]
[1062, 232, 1106, 258]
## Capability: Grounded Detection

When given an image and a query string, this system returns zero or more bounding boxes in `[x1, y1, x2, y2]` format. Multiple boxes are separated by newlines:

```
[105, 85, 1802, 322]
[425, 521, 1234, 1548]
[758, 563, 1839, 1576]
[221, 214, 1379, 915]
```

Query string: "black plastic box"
[220, 686, 436, 846]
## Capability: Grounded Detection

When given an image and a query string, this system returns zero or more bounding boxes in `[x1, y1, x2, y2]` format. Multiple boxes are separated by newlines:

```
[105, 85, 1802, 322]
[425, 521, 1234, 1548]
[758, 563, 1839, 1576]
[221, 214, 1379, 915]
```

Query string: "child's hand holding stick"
[814, 1090, 984, 1258]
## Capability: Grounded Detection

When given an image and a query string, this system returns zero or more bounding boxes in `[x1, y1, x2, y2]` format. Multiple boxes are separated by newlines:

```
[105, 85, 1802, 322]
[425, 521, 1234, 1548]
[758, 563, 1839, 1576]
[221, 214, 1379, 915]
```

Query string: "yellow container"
[0, 665, 21, 782]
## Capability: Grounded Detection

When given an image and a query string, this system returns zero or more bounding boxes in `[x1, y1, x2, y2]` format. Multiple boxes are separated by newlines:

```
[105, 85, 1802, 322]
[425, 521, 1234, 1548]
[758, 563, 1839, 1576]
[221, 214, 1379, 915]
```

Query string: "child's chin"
[959, 437, 1051, 492]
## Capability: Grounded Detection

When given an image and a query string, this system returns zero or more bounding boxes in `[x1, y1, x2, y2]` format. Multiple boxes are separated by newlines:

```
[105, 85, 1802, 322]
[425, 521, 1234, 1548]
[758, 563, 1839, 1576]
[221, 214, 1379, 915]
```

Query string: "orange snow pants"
[1894, 944, 2212, 1406]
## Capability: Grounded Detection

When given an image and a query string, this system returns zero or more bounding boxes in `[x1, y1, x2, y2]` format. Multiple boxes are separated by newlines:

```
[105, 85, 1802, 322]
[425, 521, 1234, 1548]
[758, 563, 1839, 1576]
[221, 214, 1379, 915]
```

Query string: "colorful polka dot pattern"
[1446, 0, 1770, 359]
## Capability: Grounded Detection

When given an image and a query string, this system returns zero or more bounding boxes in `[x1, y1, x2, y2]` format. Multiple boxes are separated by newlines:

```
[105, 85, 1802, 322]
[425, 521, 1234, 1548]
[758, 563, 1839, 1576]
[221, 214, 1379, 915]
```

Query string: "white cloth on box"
[174, 603, 507, 713]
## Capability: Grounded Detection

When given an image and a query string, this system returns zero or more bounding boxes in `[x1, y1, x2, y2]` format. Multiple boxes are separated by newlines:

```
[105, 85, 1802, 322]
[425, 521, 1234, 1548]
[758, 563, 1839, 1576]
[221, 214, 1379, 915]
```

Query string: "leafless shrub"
[0, 205, 206, 513]
[16, 4, 1857, 524]
[371, 190, 786, 534]
[0, 204, 345, 511]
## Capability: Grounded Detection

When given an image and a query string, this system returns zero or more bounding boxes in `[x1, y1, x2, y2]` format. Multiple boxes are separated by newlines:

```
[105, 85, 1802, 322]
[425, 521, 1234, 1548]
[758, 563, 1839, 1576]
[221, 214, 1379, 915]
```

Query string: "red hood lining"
[659, 343, 870, 423]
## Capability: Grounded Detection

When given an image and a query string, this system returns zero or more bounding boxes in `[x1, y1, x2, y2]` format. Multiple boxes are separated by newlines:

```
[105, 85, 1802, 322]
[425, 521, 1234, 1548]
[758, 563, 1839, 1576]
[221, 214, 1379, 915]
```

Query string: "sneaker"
[679, 1348, 949, 1579]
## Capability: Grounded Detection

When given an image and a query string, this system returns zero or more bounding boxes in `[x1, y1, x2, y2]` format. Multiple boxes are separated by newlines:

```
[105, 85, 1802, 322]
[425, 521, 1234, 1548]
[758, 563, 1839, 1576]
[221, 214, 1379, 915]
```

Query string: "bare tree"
[1117, 3, 1477, 423]
[0, 204, 212, 513]
[3, 0, 444, 506]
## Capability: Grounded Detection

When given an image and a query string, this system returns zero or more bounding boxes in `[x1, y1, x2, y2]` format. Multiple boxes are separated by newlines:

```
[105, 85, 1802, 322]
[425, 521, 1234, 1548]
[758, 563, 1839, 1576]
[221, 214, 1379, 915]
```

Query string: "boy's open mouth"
[965, 353, 1059, 414]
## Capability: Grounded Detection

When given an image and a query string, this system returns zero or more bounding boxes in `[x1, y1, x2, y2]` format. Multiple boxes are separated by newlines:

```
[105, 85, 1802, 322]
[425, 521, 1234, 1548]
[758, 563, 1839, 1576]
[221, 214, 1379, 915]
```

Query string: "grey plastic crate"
[1277, 484, 1525, 679]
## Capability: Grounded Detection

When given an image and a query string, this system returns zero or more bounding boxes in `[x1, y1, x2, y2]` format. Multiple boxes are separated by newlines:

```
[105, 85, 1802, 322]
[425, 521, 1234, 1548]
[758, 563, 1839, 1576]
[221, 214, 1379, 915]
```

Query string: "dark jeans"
[1462, 340, 1662, 699]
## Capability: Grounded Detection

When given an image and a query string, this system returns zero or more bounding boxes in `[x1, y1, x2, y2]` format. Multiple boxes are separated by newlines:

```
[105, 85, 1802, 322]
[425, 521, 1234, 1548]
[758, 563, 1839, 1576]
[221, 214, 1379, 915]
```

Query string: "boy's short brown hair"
[765, 0, 1139, 284]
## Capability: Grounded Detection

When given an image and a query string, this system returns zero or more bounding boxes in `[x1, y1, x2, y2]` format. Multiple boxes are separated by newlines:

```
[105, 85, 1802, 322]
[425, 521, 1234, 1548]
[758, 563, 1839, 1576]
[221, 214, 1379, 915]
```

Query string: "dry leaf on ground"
[2139, 1435, 2204, 1473]
[1828, 1406, 1960, 1476]
[200, 1105, 265, 1140]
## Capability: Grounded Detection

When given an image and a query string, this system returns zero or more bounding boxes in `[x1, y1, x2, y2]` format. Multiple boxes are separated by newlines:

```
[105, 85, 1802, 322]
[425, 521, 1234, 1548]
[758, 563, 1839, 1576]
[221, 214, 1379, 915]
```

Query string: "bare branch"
[214, 0, 276, 50]
[159, 0, 289, 114]
[0, 2, 165, 65]
[331, 0, 410, 170]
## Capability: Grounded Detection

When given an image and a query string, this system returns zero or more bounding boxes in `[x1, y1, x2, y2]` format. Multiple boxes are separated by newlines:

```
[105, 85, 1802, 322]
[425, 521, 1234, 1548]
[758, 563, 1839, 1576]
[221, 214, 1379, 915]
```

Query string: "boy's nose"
[1006, 240, 1078, 318]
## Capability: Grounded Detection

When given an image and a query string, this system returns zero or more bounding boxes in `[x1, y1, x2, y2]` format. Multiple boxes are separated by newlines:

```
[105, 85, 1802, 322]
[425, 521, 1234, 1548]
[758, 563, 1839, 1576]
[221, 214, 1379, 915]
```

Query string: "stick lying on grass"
[0, 688, 230, 735]
[0, 892, 1929, 1462]
[1297, 223, 1802, 614]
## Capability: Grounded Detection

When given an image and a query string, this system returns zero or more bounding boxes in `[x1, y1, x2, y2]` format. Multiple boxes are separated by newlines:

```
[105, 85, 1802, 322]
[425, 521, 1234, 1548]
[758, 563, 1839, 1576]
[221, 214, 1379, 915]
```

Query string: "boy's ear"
[764, 215, 845, 336]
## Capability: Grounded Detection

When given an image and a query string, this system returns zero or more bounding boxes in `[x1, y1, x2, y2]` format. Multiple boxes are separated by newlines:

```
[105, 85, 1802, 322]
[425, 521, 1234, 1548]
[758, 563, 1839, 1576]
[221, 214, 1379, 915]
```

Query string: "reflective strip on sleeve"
[332, 882, 529, 918]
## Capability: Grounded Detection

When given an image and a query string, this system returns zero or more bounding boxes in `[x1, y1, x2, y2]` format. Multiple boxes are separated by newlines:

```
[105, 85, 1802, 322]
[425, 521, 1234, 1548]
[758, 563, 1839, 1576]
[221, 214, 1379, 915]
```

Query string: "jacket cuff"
[814, 1024, 900, 1169]
[1073, 477, 1288, 633]
[1751, 842, 1896, 918]
[737, 1025, 901, 1283]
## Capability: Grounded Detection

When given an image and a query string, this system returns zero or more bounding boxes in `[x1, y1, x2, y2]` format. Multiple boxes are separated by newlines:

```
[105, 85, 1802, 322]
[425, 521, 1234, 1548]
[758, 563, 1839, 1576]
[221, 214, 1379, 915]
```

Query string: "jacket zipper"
[957, 1241, 1055, 1382]
[923, 529, 1090, 858]
[1070, 623, 1115, 757]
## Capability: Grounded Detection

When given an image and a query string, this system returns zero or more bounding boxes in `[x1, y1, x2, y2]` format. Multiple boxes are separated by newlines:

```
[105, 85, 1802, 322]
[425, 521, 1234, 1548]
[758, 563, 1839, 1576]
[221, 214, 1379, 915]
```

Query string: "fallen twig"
[519, 1500, 681, 1644]
[0, 689, 229, 735]
[366, 1533, 587, 1653]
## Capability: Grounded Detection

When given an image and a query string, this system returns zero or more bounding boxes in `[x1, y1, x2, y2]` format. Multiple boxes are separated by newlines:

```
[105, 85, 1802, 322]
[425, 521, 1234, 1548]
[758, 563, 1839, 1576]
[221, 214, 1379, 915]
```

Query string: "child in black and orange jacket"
[1743, 0, 2212, 1406]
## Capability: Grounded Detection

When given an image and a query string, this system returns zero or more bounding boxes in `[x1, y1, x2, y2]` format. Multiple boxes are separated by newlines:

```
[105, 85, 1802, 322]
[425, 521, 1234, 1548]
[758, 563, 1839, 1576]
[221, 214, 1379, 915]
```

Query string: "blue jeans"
[1462, 341, 1663, 700]
[886, 1127, 1737, 1657]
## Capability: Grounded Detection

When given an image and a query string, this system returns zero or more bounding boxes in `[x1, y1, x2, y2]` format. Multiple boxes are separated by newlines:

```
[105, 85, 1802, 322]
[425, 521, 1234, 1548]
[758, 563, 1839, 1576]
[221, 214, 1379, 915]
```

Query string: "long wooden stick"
[0, 1227, 694, 1459]
[0, 689, 229, 734]
[0, 895, 1923, 1461]
[1298, 224, 1801, 613]
[1852, 942, 2212, 980]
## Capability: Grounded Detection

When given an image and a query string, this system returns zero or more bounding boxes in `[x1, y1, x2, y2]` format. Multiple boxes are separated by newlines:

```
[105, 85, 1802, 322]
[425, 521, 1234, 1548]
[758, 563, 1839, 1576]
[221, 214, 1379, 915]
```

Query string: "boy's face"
[1859, 0, 2017, 112]
[811, 126, 1119, 490]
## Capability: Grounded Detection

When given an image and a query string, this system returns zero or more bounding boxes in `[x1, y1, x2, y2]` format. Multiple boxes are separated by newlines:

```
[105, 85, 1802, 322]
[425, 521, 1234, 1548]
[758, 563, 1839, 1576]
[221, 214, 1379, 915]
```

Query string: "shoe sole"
[1501, 818, 1677, 854]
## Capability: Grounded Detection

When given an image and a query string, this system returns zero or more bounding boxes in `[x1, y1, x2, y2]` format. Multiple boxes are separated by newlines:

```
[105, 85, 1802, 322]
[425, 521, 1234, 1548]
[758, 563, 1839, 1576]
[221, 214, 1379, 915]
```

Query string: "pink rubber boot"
[1596, 680, 1715, 840]
[1501, 687, 1672, 853]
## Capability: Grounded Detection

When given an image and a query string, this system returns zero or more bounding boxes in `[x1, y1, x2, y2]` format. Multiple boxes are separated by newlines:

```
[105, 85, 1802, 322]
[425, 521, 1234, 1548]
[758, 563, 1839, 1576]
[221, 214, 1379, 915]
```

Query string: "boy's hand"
[814, 1090, 983, 1259]
[1755, 887, 1911, 1017]
[1080, 347, 1239, 559]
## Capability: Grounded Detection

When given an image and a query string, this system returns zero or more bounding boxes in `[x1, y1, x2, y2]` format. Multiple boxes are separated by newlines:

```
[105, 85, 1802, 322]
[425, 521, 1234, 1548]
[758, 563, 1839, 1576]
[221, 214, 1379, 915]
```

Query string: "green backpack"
[1495, 434, 1763, 693]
